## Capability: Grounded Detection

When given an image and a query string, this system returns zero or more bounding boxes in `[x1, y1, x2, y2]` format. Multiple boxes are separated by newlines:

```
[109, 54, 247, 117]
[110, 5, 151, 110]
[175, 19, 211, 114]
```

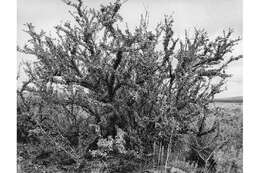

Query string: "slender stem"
[165, 129, 174, 172]
[161, 145, 164, 173]
[158, 142, 162, 168]
[153, 141, 156, 169]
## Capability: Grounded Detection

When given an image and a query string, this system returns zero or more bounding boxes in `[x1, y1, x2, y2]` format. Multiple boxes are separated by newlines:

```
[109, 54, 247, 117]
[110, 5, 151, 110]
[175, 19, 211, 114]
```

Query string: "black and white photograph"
[16, 0, 243, 172]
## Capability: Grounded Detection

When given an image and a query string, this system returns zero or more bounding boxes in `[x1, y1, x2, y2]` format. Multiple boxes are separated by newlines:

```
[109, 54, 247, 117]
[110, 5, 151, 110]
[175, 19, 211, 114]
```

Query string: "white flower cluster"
[90, 127, 127, 157]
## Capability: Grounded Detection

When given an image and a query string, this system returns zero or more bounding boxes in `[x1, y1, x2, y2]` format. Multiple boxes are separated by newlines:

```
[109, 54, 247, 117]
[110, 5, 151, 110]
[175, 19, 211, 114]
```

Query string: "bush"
[17, 0, 242, 172]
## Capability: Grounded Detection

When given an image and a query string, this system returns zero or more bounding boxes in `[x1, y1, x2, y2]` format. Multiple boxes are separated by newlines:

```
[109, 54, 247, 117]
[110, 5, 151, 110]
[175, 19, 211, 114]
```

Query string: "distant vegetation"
[214, 96, 243, 103]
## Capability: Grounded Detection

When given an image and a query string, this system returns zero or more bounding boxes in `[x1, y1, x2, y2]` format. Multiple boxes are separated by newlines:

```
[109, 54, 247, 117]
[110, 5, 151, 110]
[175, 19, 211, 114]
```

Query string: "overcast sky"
[17, 0, 242, 98]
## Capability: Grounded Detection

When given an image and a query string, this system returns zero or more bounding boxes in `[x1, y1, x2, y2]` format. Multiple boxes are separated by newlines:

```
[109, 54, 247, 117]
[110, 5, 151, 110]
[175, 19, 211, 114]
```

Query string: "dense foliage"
[17, 0, 242, 172]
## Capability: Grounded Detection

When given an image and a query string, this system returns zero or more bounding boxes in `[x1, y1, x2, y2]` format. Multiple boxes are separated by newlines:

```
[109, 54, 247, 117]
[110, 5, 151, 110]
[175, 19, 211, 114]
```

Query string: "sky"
[17, 0, 243, 98]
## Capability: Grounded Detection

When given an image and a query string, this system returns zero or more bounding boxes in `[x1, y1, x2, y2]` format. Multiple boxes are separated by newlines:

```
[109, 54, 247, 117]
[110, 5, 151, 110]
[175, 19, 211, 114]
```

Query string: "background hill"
[214, 96, 243, 103]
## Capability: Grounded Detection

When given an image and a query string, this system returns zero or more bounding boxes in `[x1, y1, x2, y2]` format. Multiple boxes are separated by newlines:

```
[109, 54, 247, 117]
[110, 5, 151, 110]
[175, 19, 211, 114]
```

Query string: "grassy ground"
[17, 102, 243, 173]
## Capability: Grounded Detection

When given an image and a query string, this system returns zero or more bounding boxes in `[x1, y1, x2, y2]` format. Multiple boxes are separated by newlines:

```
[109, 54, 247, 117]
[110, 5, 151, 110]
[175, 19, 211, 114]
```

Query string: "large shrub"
[17, 0, 242, 172]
